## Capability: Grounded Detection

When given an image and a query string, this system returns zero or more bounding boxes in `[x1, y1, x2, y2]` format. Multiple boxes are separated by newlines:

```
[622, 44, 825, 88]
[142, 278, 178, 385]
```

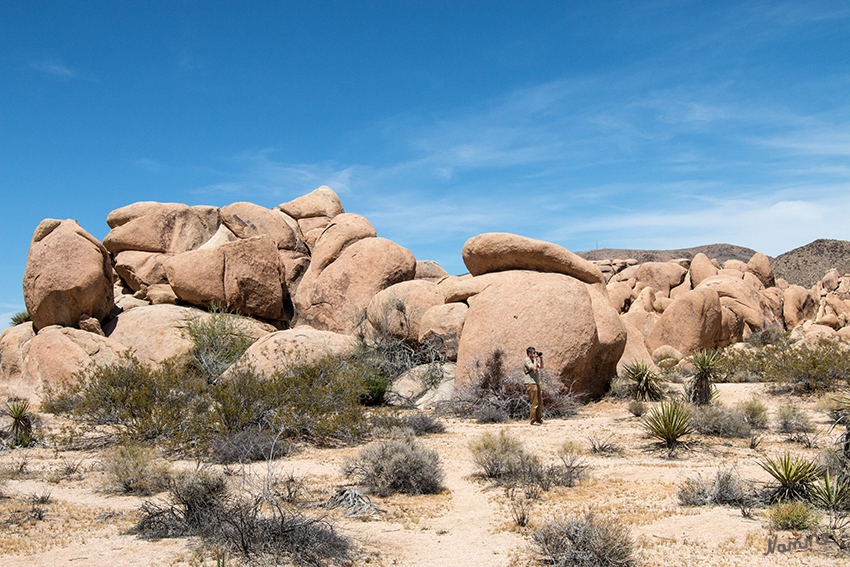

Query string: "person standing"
[524, 346, 544, 425]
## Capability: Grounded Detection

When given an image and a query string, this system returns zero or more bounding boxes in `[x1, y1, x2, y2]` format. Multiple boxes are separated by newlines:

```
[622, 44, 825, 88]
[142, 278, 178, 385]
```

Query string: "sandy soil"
[1, 383, 848, 566]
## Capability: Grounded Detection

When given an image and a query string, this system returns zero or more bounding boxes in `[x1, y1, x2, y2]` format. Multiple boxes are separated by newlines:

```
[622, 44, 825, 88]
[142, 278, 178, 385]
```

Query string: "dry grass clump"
[777, 404, 814, 434]
[736, 398, 769, 429]
[678, 467, 750, 507]
[768, 500, 821, 531]
[342, 428, 444, 497]
[104, 443, 172, 495]
[532, 509, 637, 567]
[690, 404, 752, 438]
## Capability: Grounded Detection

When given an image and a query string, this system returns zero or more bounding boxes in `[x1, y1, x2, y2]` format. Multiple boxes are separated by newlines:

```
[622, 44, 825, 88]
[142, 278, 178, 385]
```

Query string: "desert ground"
[1, 382, 848, 567]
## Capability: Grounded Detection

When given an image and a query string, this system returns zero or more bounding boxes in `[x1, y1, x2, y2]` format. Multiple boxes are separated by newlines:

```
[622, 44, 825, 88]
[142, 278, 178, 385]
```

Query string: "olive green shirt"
[523, 357, 540, 385]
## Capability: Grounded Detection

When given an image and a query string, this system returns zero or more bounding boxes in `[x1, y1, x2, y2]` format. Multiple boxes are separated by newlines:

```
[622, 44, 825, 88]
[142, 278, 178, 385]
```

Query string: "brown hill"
[576, 243, 759, 265]
[772, 239, 850, 288]
[577, 239, 850, 288]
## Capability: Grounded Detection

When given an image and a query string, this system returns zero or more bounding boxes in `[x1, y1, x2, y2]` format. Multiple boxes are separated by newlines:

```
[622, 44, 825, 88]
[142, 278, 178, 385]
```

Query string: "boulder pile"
[3, 186, 850, 404]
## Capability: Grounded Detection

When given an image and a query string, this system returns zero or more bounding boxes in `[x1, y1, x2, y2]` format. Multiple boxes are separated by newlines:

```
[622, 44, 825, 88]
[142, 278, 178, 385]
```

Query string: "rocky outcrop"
[227, 328, 357, 379]
[418, 303, 468, 360]
[455, 270, 624, 400]
[23, 219, 114, 330]
[646, 288, 723, 355]
[103, 202, 220, 254]
[220, 202, 301, 251]
[462, 233, 605, 284]
[366, 280, 444, 342]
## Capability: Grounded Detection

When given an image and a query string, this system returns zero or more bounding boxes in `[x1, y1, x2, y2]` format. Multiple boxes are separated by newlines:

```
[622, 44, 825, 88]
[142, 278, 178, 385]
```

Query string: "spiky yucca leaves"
[3, 399, 34, 447]
[10, 311, 31, 326]
[758, 452, 822, 502]
[688, 350, 720, 406]
[642, 399, 692, 451]
[621, 361, 664, 401]
[810, 471, 850, 530]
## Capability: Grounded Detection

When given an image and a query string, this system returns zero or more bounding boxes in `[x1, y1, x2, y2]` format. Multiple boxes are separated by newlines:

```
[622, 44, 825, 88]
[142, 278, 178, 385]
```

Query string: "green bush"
[533, 509, 637, 567]
[720, 339, 850, 393]
[768, 500, 821, 531]
[10, 311, 30, 326]
[642, 399, 693, 451]
[184, 305, 255, 383]
[468, 429, 527, 480]
[620, 360, 664, 401]
[104, 443, 172, 495]
[342, 428, 444, 496]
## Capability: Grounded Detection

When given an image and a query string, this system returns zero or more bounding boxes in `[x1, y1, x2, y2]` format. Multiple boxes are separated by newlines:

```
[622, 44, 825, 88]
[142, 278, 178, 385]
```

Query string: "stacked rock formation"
[4, 185, 850, 405]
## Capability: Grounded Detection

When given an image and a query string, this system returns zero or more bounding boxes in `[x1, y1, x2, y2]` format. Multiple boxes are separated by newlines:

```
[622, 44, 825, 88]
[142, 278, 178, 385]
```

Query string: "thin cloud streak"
[33, 60, 76, 79]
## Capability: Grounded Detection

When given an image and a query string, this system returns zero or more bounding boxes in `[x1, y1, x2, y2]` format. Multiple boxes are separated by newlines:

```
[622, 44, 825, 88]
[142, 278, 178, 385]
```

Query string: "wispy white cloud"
[32, 60, 76, 79]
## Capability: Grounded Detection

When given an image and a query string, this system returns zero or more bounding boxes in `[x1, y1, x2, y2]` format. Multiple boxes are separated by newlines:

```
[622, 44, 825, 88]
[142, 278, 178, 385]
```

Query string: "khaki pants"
[525, 383, 542, 423]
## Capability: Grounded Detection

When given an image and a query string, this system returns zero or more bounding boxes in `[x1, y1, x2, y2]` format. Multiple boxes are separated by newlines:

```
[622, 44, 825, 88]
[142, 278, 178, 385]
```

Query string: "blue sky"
[2, 1, 849, 328]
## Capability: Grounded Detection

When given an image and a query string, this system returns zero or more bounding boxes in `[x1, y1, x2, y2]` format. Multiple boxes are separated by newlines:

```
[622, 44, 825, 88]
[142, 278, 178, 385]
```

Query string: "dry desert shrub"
[104, 443, 172, 495]
[690, 403, 752, 438]
[678, 467, 750, 507]
[532, 509, 637, 567]
[777, 404, 814, 434]
[737, 398, 769, 429]
[399, 411, 446, 435]
[342, 428, 444, 497]
[184, 304, 255, 384]
[768, 500, 821, 531]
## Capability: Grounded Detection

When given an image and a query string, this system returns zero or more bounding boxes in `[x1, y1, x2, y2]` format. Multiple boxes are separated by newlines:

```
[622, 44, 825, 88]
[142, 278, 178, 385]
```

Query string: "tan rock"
[783, 285, 817, 328]
[616, 319, 657, 374]
[747, 252, 775, 288]
[18, 326, 127, 404]
[366, 280, 444, 342]
[23, 219, 114, 330]
[670, 273, 692, 300]
[113, 250, 169, 291]
[723, 259, 748, 272]
[301, 237, 417, 333]
[620, 310, 659, 339]
[761, 287, 785, 327]
[385, 363, 456, 409]
[301, 226, 325, 252]
[719, 306, 745, 347]
[146, 284, 178, 305]
[279, 250, 311, 294]
[697, 274, 781, 330]
[103, 304, 270, 367]
[646, 288, 722, 356]
[461, 233, 604, 284]
[822, 269, 841, 293]
[199, 224, 239, 249]
[415, 260, 449, 282]
[220, 202, 299, 250]
[455, 271, 614, 400]
[689, 253, 718, 288]
[439, 275, 486, 303]
[419, 303, 468, 361]
[653, 296, 674, 313]
[0, 323, 35, 401]
[310, 213, 376, 273]
[165, 236, 284, 320]
[633, 262, 688, 298]
[585, 283, 628, 392]
[226, 328, 356, 379]
[652, 345, 683, 364]
[628, 287, 656, 313]
[606, 281, 634, 313]
[743, 272, 765, 291]
[103, 202, 220, 254]
[278, 186, 344, 219]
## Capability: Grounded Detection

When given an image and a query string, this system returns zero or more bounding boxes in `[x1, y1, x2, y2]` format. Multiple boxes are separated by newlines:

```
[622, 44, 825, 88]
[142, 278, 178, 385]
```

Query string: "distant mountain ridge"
[576, 239, 850, 288]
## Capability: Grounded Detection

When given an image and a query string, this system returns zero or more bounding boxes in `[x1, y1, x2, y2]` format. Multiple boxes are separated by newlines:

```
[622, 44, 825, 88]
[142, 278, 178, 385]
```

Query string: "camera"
[535, 351, 543, 357]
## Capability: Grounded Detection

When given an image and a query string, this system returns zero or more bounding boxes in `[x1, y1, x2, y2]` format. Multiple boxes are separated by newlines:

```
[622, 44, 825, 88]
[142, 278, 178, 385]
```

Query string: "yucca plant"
[10, 310, 31, 326]
[831, 390, 850, 463]
[642, 399, 693, 451]
[688, 350, 720, 406]
[3, 399, 34, 447]
[809, 471, 850, 530]
[621, 361, 664, 401]
[758, 452, 822, 502]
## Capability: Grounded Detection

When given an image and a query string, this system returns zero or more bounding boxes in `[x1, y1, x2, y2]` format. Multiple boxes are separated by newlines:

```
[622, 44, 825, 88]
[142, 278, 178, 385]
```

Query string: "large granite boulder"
[17, 326, 127, 404]
[415, 260, 449, 282]
[455, 270, 624, 400]
[418, 302, 468, 360]
[697, 274, 780, 330]
[461, 233, 605, 284]
[616, 319, 657, 374]
[783, 285, 817, 329]
[299, 237, 417, 333]
[165, 235, 285, 320]
[366, 280, 444, 342]
[0, 323, 36, 401]
[220, 202, 300, 251]
[23, 219, 114, 330]
[747, 252, 775, 289]
[689, 253, 718, 288]
[633, 262, 688, 298]
[103, 304, 271, 366]
[278, 186, 344, 220]
[113, 250, 170, 292]
[226, 327, 357, 379]
[646, 288, 723, 355]
[103, 202, 220, 254]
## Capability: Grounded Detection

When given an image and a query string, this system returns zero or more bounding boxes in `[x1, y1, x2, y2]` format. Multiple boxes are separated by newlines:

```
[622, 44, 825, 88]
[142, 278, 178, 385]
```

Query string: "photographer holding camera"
[523, 346, 545, 425]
